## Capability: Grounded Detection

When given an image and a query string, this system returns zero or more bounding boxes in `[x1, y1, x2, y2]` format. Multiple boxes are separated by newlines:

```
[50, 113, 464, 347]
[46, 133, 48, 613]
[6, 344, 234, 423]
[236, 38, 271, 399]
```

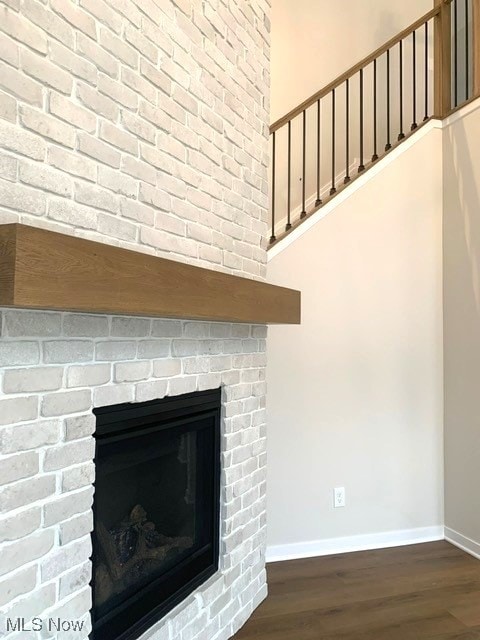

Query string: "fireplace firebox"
[91, 389, 221, 640]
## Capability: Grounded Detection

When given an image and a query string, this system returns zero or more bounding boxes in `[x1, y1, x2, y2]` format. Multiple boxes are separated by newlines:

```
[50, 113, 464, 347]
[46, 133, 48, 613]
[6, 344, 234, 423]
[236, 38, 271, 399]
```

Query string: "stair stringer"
[268, 119, 443, 260]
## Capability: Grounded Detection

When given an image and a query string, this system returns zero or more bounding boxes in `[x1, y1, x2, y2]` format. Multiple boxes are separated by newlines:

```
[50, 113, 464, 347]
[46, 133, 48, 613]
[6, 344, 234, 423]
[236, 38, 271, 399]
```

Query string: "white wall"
[271, 0, 432, 122]
[266, 127, 444, 554]
[443, 103, 480, 553]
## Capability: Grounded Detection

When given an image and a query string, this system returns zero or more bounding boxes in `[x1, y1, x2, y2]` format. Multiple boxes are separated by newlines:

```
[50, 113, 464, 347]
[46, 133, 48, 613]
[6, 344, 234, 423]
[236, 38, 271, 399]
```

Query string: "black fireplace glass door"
[92, 390, 221, 640]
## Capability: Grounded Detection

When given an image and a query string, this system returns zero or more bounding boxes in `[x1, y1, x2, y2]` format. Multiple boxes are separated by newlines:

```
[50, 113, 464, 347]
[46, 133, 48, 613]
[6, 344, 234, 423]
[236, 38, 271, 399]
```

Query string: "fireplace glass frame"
[91, 389, 222, 640]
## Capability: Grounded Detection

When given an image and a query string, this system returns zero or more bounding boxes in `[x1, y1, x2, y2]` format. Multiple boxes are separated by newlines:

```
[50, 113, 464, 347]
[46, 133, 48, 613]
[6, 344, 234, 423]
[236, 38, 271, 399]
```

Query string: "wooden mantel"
[0, 224, 300, 324]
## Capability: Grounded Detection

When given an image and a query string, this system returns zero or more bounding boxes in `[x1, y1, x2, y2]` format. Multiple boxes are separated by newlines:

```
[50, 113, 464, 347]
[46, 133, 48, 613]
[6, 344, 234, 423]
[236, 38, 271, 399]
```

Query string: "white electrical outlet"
[333, 487, 346, 508]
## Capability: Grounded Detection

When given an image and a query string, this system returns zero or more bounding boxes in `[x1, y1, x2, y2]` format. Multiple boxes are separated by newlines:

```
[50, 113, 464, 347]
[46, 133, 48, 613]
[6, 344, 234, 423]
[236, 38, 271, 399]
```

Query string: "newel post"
[434, 0, 452, 117]
[473, 0, 480, 97]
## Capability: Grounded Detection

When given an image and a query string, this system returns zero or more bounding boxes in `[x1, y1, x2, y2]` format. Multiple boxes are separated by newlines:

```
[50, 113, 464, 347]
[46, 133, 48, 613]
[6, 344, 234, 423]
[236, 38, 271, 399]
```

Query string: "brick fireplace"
[0, 311, 269, 640]
[0, 1, 275, 638]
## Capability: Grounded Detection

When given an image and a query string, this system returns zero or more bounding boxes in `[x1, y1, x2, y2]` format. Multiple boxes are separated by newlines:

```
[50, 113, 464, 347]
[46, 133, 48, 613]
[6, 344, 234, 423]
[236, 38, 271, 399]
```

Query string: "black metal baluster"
[372, 59, 378, 161]
[398, 40, 405, 140]
[424, 21, 429, 121]
[330, 89, 336, 195]
[315, 100, 322, 206]
[454, 0, 459, 106]
[270, 131, 276, 243]
[466, 0, 470, 99]
[300, 110, 307, 218]
[345, 79, 351, 183]
[386, 49, 392, 150]
[359, 69, 365, 172]
[286, 121, 292, 231]
[412, 30, 418, 130]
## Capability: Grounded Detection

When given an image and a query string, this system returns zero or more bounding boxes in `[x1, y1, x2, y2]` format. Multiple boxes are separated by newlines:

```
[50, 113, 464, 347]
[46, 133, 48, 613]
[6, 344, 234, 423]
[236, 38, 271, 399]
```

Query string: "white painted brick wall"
[0, 0, 270, 279]
[0, 313, 268, 640]
[0, 0, 271, 638]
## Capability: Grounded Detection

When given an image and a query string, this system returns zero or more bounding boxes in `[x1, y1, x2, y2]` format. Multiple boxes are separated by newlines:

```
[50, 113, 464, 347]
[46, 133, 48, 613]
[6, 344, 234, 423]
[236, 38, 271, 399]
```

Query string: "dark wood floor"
[234, 541, 480, 640]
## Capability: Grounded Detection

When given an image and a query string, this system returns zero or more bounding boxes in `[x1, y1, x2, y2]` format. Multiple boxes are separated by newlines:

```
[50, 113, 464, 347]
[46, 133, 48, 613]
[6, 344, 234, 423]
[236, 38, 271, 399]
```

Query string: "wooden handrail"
[270, 6, 442, 133]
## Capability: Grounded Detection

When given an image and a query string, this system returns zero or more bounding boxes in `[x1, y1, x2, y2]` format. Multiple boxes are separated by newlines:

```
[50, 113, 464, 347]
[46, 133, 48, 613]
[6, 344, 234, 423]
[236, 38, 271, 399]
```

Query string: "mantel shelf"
[0, 224, 301, 325]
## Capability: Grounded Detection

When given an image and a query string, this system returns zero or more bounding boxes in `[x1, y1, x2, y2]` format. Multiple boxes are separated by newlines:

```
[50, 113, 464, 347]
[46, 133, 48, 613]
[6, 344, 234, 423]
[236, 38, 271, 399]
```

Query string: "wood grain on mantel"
[0, 224, 300, 324]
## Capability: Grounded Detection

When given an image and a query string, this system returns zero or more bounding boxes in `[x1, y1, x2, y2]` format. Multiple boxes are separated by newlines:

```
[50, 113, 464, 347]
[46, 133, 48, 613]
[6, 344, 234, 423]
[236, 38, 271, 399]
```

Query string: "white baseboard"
[266, 526, 445, 563]
[444, 526, 480, 560]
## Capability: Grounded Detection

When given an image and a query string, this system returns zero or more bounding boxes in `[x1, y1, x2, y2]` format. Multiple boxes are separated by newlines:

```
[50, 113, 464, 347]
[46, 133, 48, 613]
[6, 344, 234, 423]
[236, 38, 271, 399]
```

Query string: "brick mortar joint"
[0, 0, 270, 635]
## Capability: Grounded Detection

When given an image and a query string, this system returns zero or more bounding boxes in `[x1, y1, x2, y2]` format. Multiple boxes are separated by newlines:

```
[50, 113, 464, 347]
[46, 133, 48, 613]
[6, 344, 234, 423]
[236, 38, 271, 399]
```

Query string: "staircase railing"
[269, 0, 480, 246]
